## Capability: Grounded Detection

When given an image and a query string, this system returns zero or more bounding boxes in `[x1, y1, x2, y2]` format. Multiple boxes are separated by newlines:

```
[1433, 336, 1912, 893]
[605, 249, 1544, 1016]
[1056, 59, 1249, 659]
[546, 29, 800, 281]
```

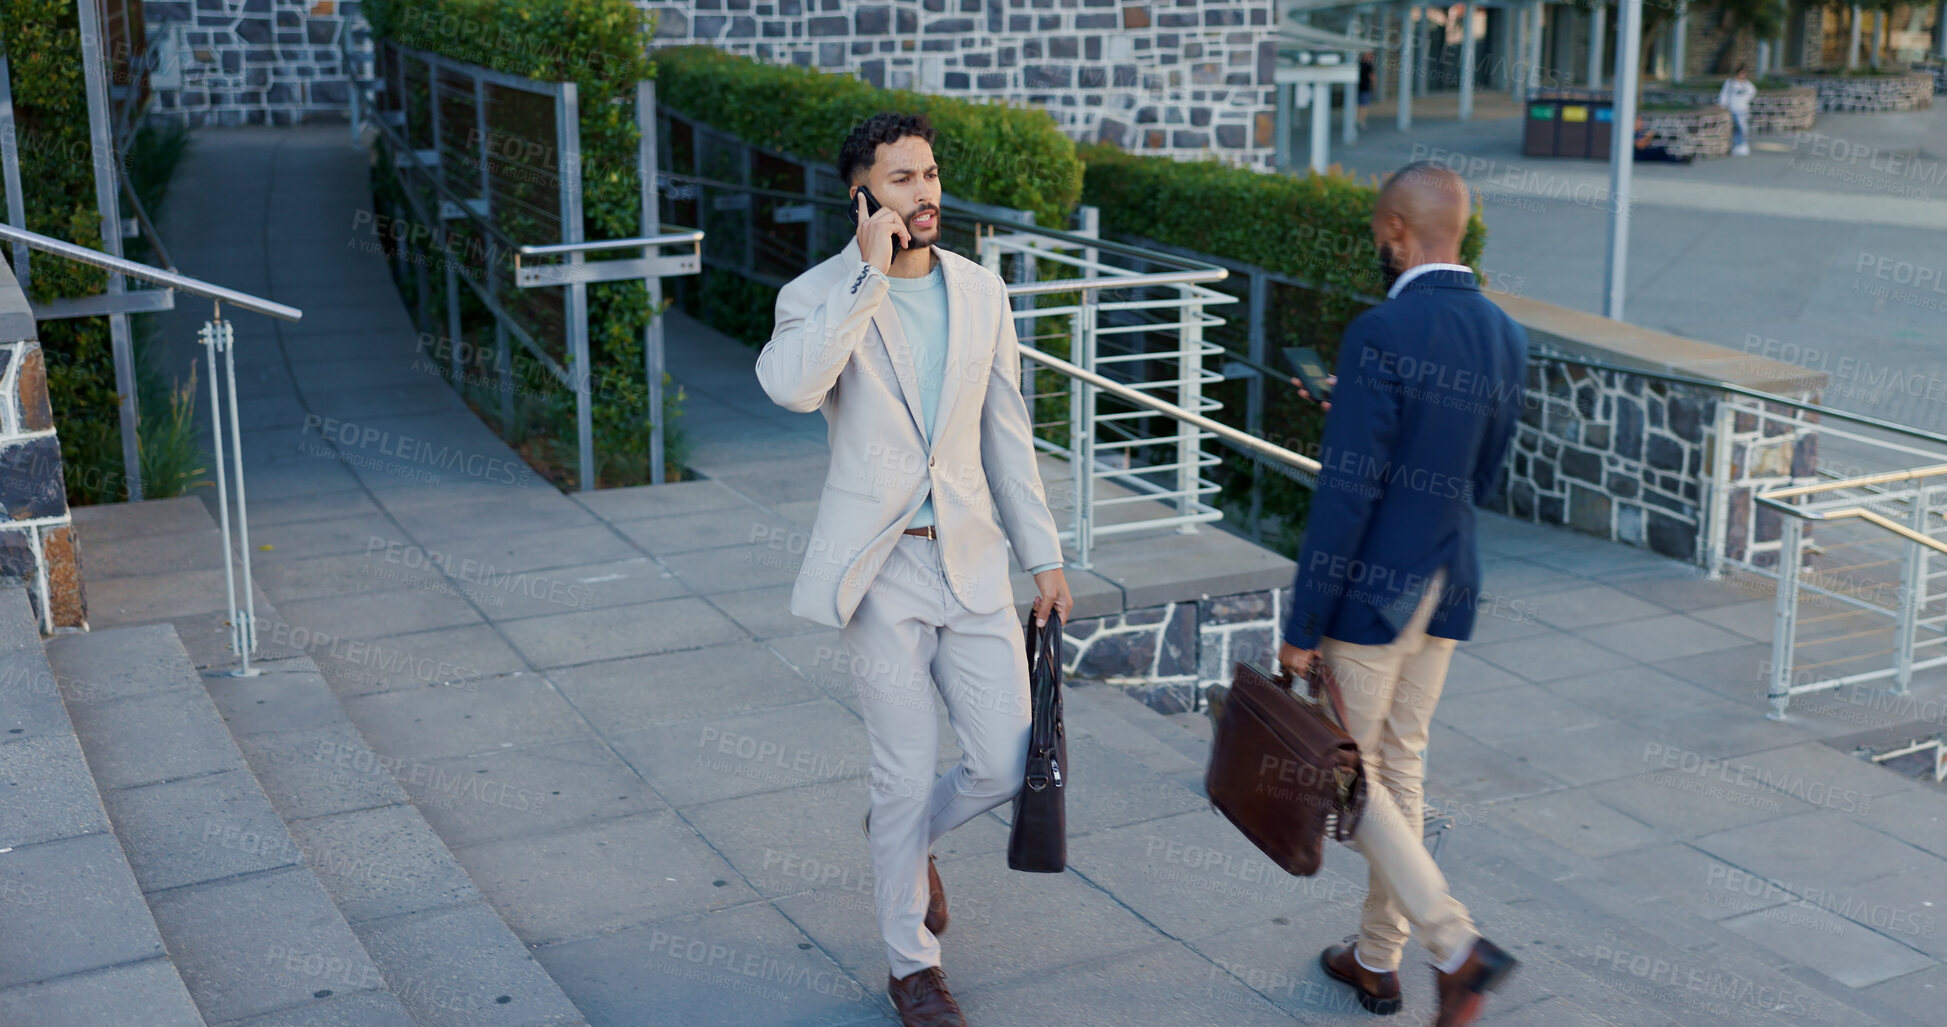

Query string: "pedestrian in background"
[1719, 64, 1756, 156]
[1284, 162, 1528, 1027]
[1358, 52, 1376, 130]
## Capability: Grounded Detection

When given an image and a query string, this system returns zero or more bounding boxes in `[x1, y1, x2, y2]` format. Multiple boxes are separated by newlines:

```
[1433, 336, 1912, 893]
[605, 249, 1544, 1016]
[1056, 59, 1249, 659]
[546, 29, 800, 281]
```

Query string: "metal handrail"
[1018, 343, 1322, 475]
[517, 232, 705, 257]
[1756, 464, 1947, 556]
[0, 222, 300, 321]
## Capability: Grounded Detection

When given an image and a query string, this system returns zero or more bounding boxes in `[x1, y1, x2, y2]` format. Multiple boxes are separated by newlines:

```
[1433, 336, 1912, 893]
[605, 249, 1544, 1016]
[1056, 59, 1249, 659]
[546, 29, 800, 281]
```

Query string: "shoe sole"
[1318, 950, 1402, 1016]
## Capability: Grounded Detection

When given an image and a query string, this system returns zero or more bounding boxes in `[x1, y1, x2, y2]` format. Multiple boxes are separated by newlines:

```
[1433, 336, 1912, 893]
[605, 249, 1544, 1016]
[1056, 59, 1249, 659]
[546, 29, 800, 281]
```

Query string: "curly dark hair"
[836, 112, 938, 186]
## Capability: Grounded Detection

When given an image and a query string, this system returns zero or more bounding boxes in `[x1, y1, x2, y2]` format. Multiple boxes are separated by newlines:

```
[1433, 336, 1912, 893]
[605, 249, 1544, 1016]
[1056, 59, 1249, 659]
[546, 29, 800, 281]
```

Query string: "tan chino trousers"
[1318, 567, 1477, 970]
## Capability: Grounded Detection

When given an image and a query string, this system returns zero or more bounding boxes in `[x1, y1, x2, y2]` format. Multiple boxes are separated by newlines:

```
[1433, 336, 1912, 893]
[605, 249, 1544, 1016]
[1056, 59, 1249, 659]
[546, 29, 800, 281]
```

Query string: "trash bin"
[1522, 92, 1617, 159]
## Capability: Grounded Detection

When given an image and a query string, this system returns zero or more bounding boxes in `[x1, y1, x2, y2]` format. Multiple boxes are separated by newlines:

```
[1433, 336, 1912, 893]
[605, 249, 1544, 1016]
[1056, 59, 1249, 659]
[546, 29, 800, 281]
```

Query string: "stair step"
[1063, 683, 1208, 793]
[0, 587, 204, 1026]
[46, 623, 413, 1027]
[71, 495, 587, 1026]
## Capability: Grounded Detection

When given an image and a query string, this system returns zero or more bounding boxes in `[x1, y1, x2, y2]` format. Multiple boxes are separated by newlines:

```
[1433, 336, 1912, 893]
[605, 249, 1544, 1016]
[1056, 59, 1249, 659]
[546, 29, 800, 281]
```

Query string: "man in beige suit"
[756, 112, 1072, 1027]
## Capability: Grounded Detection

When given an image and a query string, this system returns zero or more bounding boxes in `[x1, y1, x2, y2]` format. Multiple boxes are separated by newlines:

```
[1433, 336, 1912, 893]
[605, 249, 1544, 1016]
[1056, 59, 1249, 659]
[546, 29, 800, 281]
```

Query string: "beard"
[903, 205, 941, 249]
[1376, 243, 1402, 294]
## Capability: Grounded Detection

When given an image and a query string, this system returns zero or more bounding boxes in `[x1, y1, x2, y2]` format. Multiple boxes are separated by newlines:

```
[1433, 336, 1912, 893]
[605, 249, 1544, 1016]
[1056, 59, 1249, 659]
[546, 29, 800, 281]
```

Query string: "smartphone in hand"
[1283, 346, 1333, 404]
[848, 185, 906, 250]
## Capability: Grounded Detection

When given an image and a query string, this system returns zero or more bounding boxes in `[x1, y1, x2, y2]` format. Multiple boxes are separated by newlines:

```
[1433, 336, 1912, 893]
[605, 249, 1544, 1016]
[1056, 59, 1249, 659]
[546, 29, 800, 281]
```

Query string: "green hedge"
[364, 0, 689, 487]
[1080, 144, 1486, 552]
[651, 46, 1083, 229]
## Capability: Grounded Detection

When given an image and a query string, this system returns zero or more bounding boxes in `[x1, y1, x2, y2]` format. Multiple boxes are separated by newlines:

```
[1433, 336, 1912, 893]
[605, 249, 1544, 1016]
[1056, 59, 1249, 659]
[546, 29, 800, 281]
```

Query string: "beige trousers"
[1318, 567, 1476, 970]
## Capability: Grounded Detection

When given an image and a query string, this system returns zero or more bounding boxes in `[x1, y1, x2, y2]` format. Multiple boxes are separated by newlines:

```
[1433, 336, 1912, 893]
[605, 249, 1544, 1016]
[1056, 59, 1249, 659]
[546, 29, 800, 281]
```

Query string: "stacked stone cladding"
[0, 275, 86, 633]
[143, 0, 366, 125]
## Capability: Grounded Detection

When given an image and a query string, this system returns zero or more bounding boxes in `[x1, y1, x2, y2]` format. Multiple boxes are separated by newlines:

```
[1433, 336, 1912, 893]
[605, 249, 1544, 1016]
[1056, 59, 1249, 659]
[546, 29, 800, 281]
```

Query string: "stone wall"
[143, 0, 365, 126]
[1061, 585, 1286, 711]
[1641, 86, 1817, 134]
[1641, 107, 1732, 158]
[1494, 357, 1821, 567]
[1787, 71, 1935, 112]
[642, 0, 1282, 168]
[0, 274, 86, 634]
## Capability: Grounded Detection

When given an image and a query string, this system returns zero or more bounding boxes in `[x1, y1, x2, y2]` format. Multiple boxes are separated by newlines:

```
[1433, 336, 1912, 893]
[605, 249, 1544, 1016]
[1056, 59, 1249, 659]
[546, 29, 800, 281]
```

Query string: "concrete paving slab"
[1435, 684, 1611, 744]
[569, 478, 752, 522]
[205, 666, 348, 737]
[343, 673, 593, 763]
[381, 490, 602, 544]
[248, 512, 412, 563]
[70, 496, 218, 544]
[0, 832, 169, 990]
[253, 550, 419, 605]
[1529, 584, 1673, 630]
[1621, 693, 1820, 760]
[1438, 649, 1532, 698]
[1581, 612, 1754, 662]
[1643, 641, 1774, 700]
[454, 810, 760, 946]
[1860, 963, 1947, 1026]
[65, 686, 240, 790]
[275, 586, 485, 643]
[1694, 812, 1944, 896]
[612, 505, 796, 557]
[547, 639, 821, 734]
[384, 524, 640, 578]
[1829, 870, 1947, 961]
[103, 768, 299, 892]
[655, 543, 809, 594]
[534, 904, 877, 1027]
[1858, 788, 1947, 861]
[146, 866, 389, 1025]
[244, 488, 385, 529]
[43, 623, 204, 706]
[0, 733, 113, 849]
[1538, 663, 1721, 722]
[609, 699, 868, 809]
[1466, 633, 1637, 683]
[1491, 719, 1670, 788]
[308, 623, 529, 698]
[706, 583, 823, 639]
[1723, 900, 1934, 989]
[1589, 768, 1811, 840]
[237, 723, 412, 823]
[0, 649, 75, 741]
[286, 804, 481, 924]
[221, 987, 415, 1027]
[466, 556, 689, 621]
[496, 596, 746, 669]
[963, 940, 1294, 1027]
[395, 740, 665, 849]
[83, 566, 233, 622]
[0, 958, 201, 1027]
[1491, 790, 1662, 858]
[353, 901, 585, 1026]
[79, 527, 228, 579]
[1722, 740, 1919, 804]
[1421, 721, 1568, 804]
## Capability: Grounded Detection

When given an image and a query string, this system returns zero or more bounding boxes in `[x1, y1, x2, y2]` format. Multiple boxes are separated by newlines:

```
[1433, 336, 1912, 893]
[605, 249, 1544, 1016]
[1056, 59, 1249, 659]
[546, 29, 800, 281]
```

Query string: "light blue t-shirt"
[882, 261, 1060, 576]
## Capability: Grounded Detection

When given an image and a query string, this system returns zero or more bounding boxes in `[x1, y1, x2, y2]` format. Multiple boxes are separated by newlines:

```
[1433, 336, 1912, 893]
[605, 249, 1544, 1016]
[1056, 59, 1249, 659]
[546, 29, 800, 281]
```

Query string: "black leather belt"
[902, 526, 937, 539]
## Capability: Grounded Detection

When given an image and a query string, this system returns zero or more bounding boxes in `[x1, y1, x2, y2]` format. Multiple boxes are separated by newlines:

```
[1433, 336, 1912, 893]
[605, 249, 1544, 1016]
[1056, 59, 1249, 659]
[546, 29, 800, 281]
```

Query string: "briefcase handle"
[1272, 656, 1353, 734]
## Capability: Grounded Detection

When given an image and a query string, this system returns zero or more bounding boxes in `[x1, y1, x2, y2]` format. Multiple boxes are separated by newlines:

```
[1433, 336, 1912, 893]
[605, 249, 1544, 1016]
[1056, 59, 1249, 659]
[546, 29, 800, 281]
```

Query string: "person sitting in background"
[1633, 117, 1692, 164]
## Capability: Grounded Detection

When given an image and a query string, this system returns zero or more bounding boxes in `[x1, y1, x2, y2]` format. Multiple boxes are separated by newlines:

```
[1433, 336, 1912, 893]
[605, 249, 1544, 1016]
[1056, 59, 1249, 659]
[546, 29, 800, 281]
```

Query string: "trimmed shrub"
[1080, 144, 1486, 551]
[364, 0, 689, 487]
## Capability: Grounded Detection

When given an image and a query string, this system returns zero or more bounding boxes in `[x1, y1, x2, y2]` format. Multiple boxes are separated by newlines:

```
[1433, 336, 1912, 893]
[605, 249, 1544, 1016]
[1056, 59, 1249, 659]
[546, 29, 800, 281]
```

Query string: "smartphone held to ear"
[849, 186, 907, 250]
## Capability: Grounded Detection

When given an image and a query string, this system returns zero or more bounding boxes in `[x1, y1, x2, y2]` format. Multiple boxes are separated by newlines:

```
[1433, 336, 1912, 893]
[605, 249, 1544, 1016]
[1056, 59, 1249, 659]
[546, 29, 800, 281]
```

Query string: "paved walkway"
[76, 123, 1947, 1025]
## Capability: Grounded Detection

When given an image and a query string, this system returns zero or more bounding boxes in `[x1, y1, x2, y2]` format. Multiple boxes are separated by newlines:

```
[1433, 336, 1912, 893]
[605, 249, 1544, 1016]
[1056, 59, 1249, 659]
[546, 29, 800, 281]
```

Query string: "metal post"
[1459, 1, 1478, 120]
[1245, 270, 1266, 538]
[1375, 8, 1391, 104]
[1274, 82, 1292, 172]
[1768, 513, 1803, 719]
[1938, 0, 1947, 60]
[1175, 284, 1202, 531]
[1310, 84, 1331, 172]
[1073, 289, 1096, 570]
[1342, 80, 1358, 143]
[557, 81, 594, 491]
[1510, 3, 1525, 98]
[0, 54, 31, 292]
[1415, 5, 1431, 97]
[444, 239, 462, 385]
[638, 80, 666, 485]
[1704, 396, 1735, 578]
[496, 320, 513, 438]
[1671, 3, 1687, 84]
[1603, 0, 1642, 321]
[1397, 1, 1416, 131]
[1894, 486, 1927, 694]
[78, 0, 141, 501]
[1875, 9, 1886, 67]
[220, 318, 259, 674]
[1526, 0, 1543, 93]
[1588, 4, 1605, 89]
[201, 318, 238, 666]
[1849, 5, 1862, 70]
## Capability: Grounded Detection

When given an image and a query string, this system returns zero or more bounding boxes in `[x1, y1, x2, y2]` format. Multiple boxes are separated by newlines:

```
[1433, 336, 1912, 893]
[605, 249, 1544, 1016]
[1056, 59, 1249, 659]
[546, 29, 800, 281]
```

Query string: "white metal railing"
[977, 224, 1240, 570]
[1755, 465, 1947, 720]
[0, 222, 302, 676]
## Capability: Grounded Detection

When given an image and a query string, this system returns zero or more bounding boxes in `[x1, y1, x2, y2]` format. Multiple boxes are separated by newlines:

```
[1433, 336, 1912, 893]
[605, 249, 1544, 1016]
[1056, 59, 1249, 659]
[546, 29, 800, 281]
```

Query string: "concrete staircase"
[0, 586, 203, 1025]
[1061, 680, 1928, 1026]
[28, 499, 586, 1026]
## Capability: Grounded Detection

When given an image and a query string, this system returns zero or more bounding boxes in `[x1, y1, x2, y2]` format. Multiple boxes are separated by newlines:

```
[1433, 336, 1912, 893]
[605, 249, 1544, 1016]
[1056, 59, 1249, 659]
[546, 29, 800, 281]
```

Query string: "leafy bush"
[1080, 144, 1486, 550]
[364, 0, 687, 487]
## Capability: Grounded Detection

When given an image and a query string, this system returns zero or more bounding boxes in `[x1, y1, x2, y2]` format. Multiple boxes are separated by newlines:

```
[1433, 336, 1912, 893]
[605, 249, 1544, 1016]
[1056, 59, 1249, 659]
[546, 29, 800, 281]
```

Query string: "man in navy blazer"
[1276, 163, 1527, 1027]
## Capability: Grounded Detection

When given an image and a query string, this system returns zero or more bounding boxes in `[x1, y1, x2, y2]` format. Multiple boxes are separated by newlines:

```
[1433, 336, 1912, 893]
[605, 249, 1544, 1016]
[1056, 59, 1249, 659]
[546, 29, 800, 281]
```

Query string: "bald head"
[1374, 162, 1471, 260]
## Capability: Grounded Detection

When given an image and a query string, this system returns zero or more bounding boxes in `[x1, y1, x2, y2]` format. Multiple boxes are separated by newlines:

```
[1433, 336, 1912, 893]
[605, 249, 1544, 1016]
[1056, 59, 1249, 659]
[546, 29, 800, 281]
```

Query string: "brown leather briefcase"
[1204, 658, 1367, 877]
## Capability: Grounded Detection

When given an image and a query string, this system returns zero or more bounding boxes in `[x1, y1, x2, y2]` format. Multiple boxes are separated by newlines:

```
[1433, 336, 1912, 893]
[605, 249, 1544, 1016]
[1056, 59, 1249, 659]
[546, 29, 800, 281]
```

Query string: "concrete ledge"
[1488, 291, 1828, 395]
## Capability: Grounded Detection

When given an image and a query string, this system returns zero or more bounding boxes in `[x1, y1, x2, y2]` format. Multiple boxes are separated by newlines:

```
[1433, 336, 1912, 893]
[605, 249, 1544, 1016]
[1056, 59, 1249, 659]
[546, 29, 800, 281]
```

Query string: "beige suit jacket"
[755, 239, 1063, 628]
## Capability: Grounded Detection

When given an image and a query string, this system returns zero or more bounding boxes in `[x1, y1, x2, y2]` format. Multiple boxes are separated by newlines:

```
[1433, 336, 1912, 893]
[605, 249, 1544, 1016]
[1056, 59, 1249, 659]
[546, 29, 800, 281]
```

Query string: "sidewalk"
[76, 122, 1947, 1025]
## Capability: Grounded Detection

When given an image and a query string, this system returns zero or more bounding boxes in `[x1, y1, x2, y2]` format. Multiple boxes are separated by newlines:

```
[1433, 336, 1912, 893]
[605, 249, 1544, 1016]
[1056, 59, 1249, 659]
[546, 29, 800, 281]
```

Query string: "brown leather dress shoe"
[926, 854, 948, 935]
[889, 966, 967, 1027]
[1319, 939, 1402, 1015]
[1433, 937, 1517, 1027]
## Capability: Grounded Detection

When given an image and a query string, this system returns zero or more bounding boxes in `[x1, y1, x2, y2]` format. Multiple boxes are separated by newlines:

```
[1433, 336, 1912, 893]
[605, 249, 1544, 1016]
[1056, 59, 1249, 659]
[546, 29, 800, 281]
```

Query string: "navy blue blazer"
[1281, 268, 1529, 649]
